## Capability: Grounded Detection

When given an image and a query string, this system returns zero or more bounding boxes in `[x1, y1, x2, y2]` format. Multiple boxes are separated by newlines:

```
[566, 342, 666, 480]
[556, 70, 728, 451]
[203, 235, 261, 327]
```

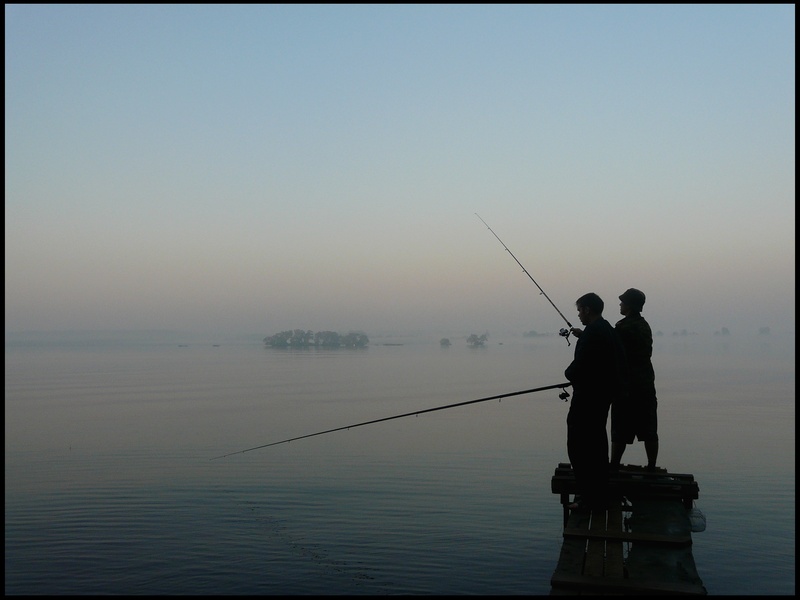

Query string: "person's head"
[619, 288, 646, 314]
[575, 292, 604, 326]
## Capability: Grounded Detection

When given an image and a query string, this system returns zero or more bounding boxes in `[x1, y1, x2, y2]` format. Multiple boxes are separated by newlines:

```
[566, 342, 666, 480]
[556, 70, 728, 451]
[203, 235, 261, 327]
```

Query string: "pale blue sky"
[5, 4, 795, 337]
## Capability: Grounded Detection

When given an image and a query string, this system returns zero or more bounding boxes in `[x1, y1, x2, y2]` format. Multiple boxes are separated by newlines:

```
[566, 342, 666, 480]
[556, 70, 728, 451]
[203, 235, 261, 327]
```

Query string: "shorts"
[611, 393, 658, 444]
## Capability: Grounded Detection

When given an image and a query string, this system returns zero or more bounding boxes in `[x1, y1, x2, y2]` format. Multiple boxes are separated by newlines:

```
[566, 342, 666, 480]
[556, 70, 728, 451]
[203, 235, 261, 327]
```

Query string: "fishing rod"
[211, 382, 571, 460]
[475, 213, 573, 344]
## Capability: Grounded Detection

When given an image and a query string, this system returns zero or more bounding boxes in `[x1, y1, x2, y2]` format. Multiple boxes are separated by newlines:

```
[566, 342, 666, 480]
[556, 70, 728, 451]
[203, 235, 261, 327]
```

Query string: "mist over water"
[5, 331, 794, 595]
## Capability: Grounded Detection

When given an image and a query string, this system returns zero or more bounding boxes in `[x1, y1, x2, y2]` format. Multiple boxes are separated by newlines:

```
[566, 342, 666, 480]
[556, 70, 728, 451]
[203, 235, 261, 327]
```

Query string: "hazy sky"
[5, 5, 795, 337]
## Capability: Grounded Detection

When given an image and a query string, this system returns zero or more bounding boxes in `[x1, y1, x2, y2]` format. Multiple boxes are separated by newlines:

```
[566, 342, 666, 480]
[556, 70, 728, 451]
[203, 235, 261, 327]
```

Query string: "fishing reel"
[559, 328, 572, 346]
[559, 388, 571, 402]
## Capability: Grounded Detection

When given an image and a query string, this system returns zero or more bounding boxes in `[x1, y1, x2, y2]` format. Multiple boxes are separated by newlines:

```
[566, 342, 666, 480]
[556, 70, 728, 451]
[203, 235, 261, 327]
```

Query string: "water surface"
[5, 332, 795, 594]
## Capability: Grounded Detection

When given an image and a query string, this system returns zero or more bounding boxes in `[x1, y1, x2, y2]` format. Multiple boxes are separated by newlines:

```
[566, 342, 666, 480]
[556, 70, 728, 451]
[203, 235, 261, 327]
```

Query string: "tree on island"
[466, 333, 488, 347]
[314, 331, 341, 347]
[264, 329, 369, 348]
[263, 329, 312, 347]
[340, 332, 369, 348]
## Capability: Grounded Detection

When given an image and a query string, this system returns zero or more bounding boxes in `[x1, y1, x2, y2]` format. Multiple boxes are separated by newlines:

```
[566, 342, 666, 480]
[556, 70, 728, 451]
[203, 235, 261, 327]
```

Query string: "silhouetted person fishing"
[564, 292, 628, 511]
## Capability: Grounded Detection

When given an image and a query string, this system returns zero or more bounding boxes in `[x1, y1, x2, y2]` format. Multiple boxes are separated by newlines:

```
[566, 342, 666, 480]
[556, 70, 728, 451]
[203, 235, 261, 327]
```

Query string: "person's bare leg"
[645, 439, 658, 470]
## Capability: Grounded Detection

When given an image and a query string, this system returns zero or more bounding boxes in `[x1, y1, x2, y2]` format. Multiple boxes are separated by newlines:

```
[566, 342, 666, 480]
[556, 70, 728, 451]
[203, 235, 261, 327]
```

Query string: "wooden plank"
[552, 464, 697, 484]
[550, 508, 590, 584]
[551, 474, 698, 489]
[550, 465, 705, 595]
[550, 572, 708, 595]
[554, 463, 690, 478]
[563, 527, 692, 545]
[551, 474, 699, 503]
[604, 507, 625, 578]
[582, 507, 606, 577]
[551, 476, 697, 488]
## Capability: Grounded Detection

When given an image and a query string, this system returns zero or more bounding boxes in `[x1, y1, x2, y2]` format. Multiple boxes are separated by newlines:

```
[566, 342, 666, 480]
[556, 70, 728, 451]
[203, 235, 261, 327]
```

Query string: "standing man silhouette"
[564, 292, 628, 510]
[610, 288, 658, 471]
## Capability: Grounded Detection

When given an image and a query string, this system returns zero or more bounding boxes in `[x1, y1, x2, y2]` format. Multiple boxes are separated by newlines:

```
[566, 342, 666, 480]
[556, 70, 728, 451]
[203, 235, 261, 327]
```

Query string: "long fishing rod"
[211, 382, 571, 460]
[475, 213, 573, 344]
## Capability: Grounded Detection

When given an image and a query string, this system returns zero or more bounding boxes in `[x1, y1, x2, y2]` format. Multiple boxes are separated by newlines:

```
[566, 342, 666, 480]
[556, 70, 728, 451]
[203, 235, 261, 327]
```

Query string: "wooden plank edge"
[563, 527, 692, 545]
[550, 572, 707, 595]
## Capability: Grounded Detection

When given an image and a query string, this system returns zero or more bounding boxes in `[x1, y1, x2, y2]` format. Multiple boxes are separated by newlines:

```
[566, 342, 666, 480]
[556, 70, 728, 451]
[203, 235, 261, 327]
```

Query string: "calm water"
[5, 331, 795, 595]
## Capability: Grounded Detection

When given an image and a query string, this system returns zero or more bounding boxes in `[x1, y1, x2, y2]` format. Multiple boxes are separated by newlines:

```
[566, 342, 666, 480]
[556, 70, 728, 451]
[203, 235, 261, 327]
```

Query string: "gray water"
[5, 331, 795, 595]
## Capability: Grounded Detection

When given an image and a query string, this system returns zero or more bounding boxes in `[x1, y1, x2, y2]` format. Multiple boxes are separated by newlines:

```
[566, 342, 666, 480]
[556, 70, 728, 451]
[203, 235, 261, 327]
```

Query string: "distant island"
[264, 329, 369, 348]
[466, 333, 488, 347]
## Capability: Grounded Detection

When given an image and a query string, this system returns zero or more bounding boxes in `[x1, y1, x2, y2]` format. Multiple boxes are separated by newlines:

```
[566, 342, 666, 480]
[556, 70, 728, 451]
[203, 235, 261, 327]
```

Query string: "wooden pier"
[550, 463, 707, 595]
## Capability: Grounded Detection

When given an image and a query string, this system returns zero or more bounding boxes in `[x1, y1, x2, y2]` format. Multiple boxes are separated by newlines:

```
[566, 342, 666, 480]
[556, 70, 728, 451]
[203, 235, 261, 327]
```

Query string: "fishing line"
[475, 213, 573, 345]
[211, 382, 571, 460]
